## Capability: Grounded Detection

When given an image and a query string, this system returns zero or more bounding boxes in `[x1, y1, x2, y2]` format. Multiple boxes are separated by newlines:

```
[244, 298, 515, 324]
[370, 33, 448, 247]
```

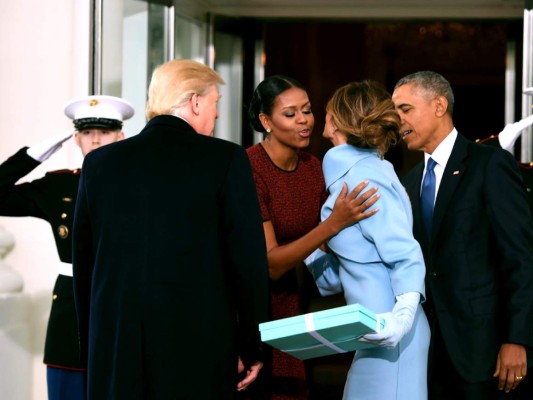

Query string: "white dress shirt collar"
[425, 128, 457, 170]
[422, 128, 457, 197]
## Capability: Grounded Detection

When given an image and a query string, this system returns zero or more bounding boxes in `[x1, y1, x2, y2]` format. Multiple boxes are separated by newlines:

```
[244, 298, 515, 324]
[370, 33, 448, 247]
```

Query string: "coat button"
[53, 294, 58, 300]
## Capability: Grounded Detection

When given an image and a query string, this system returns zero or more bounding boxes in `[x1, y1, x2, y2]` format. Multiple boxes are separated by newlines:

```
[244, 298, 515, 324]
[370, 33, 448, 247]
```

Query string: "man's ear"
[117, 131, 125, 141]
[191, 93, 200, 115]
[74, 132, 81, 148]
[435, 96, 448, 117]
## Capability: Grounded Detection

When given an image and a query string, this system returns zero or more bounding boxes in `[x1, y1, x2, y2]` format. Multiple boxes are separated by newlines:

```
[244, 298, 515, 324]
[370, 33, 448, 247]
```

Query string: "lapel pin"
[453, 170, 460, 175]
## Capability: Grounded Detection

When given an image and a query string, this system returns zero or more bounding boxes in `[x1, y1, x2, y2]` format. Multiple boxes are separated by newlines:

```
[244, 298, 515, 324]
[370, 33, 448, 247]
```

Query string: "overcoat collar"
[322, 144, 379, 190]
[143, 114, 198, 136]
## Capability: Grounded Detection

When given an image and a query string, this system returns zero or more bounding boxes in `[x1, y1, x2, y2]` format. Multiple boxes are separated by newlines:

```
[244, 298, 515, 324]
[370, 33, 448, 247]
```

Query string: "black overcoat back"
[73, 115, 269, 399]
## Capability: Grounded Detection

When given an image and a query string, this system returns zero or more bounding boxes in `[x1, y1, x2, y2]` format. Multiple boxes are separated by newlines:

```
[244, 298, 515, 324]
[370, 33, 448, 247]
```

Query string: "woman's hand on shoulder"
[327, 181, 380, 234]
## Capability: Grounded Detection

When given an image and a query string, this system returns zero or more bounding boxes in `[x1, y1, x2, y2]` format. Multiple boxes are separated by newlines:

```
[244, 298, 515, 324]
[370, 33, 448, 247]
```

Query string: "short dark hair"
[394, 70, 455, 115]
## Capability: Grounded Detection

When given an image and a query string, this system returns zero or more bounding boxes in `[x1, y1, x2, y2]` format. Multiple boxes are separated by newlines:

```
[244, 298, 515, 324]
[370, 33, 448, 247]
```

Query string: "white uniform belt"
[58, 262, 73, 277]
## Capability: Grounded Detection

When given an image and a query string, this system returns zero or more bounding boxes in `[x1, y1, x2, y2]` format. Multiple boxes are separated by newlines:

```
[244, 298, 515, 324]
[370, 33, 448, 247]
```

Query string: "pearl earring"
[266, 128, 271, 133]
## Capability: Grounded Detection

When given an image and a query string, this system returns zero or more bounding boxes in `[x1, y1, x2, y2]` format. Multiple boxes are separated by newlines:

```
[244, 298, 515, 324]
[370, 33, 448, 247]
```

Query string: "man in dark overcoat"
[72, 59, 269, 399]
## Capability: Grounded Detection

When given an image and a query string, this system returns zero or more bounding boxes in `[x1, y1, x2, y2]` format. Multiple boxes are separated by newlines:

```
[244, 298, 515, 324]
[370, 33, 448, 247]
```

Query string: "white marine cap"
[64, 95, 135, 131]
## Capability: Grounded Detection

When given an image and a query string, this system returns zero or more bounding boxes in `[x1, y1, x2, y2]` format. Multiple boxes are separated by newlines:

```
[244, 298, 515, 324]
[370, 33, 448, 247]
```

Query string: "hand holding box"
[259, 303, 384, 360]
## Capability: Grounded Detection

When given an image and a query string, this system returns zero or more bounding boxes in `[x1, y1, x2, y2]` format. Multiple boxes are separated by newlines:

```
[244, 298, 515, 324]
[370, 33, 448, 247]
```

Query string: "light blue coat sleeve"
[304, 249, 343, 296]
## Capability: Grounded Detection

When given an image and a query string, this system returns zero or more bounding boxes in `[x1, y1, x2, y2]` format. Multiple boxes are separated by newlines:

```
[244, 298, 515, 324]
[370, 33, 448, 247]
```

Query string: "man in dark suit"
[393, 70, 533, 399]
[72, 59, 268, 399]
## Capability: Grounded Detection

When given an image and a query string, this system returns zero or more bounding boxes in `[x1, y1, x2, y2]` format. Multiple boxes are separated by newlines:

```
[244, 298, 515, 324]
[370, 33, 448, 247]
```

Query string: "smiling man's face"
[392, 82, 443, 154]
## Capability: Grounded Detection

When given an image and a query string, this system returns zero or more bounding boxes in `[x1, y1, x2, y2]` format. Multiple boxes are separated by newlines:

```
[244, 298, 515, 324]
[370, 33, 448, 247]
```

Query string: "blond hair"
[326, 80, 400, 157]
[146, 59, 224, 120]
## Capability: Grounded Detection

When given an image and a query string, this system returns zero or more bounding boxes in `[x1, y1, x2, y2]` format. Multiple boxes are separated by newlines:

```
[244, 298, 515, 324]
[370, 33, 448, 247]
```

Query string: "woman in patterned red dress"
[245, 75, 379, 399]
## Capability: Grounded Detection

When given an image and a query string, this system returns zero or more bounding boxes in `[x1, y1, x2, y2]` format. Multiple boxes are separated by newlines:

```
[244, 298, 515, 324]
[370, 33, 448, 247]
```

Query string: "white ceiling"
[189, 0, 527, 19]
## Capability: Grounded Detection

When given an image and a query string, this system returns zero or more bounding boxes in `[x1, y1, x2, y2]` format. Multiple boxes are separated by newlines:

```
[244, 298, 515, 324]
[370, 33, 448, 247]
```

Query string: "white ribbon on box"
[283, 313, 383, 355]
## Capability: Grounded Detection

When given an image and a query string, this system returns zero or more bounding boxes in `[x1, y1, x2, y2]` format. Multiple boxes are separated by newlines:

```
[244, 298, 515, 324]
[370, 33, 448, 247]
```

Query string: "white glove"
[359, 292, 420, 349]
[27, 129, 74, 162]
[498, 114, 533, 151]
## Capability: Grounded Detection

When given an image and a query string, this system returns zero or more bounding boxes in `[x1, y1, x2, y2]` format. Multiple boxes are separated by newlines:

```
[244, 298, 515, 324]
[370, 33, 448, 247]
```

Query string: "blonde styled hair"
[326, 80, 400, 157]
[145, 59, 224, 120]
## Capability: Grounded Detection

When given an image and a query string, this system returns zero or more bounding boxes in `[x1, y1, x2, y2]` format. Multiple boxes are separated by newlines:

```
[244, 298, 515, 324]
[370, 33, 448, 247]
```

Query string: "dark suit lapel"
[431, 134, 468, 244]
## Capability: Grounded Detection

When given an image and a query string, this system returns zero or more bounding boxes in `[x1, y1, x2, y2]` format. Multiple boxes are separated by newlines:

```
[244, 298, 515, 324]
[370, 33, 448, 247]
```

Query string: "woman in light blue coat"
[306, 81, 429, 399]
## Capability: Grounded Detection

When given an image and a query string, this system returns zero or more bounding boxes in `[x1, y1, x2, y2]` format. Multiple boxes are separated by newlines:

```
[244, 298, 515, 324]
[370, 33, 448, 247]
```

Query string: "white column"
[0, 1, 90, 398]
[0, 226, 31, 400]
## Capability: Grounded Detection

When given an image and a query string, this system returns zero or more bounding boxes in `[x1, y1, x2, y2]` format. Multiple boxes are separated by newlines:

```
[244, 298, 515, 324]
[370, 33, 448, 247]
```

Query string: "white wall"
[0, 1, 90, 398]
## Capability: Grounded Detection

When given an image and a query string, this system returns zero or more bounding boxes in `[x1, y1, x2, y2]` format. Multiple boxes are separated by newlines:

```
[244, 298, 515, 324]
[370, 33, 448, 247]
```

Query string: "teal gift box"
[259, 303, 384, 360]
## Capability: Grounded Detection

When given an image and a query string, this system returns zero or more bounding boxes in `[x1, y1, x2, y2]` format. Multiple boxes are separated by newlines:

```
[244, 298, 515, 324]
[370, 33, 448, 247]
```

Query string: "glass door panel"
[101, 0, 168, 137]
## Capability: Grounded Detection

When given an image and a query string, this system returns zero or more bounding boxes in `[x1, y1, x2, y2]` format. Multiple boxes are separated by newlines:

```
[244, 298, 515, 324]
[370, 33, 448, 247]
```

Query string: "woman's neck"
[261, 137, 299, 171]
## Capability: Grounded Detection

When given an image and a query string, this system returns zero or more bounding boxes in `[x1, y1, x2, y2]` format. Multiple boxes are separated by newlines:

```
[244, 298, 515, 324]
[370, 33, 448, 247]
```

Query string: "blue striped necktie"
[420, 157, 437, 239]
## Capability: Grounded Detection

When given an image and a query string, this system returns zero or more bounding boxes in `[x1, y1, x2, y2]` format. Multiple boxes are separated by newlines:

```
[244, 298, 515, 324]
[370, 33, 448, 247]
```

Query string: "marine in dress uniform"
[0, 95, 134, 400]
